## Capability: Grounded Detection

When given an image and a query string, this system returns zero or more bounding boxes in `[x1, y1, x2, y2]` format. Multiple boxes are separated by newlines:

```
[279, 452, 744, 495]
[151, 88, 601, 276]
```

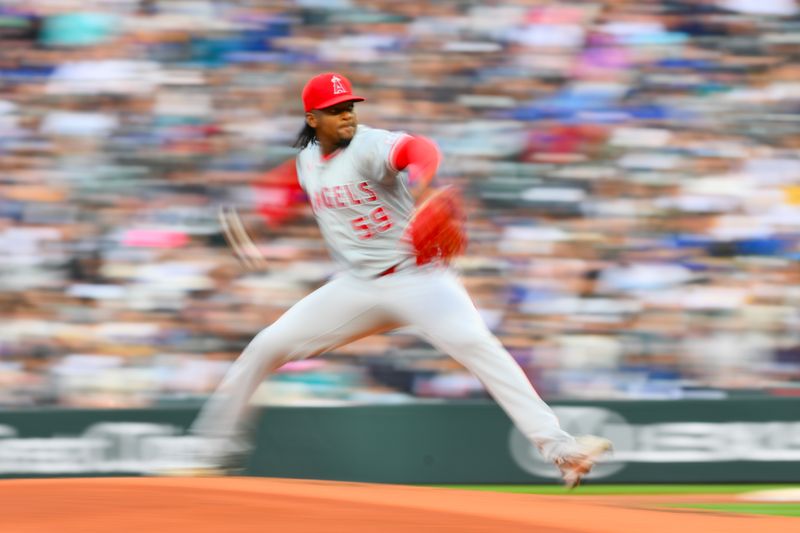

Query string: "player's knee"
[247, 325, 293, 363]
[250, 324, 320, 366]
[439, 329, 500, 356]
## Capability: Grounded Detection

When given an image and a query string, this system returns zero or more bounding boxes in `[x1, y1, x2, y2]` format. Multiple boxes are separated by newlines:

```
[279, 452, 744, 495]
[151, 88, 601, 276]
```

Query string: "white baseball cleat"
[145, 435, 248, 478]
[554, 435, 613, 489]
[152, 465, 227, 478]
[145, 451, 229, 478]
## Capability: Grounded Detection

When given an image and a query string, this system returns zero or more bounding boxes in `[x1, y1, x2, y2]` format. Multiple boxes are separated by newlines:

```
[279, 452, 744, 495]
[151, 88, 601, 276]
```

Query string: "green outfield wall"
[0, 399, 798, 483]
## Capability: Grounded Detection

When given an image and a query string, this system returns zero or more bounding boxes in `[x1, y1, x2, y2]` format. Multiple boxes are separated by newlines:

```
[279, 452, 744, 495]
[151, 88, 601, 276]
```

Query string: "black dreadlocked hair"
[293, 123, 317, 150]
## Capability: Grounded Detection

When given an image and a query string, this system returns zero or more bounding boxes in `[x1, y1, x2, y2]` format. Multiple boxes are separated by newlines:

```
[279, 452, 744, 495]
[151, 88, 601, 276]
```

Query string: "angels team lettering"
[310, 181, 378, 212]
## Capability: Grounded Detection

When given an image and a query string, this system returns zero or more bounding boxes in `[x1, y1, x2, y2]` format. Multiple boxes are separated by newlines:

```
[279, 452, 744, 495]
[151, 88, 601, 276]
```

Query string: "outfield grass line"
[666, 503, 800, 518]
[427, 484, 800, 496]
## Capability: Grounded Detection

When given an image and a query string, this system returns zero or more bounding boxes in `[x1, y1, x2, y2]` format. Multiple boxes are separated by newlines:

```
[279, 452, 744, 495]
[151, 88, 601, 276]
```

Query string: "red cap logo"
[301, 72, 365, 112]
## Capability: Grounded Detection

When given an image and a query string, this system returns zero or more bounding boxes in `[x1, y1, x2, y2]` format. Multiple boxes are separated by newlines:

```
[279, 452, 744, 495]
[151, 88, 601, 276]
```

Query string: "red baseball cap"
[301, 72, 365, 112]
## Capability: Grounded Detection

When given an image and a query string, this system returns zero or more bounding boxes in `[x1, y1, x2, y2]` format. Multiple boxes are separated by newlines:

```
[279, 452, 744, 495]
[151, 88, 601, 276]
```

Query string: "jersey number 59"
[351, 206, 393, 240]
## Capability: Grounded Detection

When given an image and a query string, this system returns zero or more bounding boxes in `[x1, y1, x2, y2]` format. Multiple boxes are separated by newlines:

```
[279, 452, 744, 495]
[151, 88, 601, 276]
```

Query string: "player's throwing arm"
[218, 205, 267, 271]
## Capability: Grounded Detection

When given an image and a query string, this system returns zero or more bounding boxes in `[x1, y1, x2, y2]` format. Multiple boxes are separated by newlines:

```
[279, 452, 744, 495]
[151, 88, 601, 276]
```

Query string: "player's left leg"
[385, 268, 610, 481]
[164, 274, 397, 475]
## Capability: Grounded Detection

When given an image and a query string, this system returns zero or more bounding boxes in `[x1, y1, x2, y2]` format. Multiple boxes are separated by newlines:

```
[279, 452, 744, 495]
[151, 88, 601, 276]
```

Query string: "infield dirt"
[1, 477, 795, 532]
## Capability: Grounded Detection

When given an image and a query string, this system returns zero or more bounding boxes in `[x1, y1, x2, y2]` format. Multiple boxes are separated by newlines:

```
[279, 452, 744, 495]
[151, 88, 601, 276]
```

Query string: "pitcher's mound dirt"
[0, 477, 796, 533]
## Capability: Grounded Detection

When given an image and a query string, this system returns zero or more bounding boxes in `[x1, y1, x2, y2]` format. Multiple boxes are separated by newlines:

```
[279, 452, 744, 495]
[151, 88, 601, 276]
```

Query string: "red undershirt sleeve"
[253, 159, 306, 228]
[389, 135, 441, 188]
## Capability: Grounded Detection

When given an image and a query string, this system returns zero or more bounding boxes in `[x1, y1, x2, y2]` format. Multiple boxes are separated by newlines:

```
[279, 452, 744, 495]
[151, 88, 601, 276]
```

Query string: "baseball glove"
[405, 187, 468, 265]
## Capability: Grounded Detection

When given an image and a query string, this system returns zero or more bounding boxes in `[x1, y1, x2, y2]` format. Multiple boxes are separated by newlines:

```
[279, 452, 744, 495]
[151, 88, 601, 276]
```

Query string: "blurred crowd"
[2, 0, 800, 407]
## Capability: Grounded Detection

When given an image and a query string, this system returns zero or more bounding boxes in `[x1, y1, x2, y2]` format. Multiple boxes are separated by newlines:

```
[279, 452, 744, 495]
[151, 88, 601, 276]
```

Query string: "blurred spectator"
[1, 0, 800, 407]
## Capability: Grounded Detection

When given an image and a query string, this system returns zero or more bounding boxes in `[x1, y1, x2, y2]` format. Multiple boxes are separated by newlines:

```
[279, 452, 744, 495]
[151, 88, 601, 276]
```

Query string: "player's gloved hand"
[405, 186, 468, 265]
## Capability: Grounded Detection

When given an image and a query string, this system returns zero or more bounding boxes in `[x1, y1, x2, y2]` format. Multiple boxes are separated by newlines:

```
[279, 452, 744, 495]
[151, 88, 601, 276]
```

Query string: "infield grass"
[431, 484, 800, 517]
[432, 484, 797, 496]
[666, 503, 800, 517]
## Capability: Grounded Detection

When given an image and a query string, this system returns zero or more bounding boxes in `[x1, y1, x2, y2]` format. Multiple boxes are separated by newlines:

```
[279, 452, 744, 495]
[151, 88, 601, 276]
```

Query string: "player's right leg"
[172, 274, 396, 473]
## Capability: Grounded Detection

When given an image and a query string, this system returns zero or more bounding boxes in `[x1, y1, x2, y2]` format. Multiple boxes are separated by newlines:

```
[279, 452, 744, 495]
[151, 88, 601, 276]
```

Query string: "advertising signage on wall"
[509, 406, 800, 481]
[0, 399, 798, 482]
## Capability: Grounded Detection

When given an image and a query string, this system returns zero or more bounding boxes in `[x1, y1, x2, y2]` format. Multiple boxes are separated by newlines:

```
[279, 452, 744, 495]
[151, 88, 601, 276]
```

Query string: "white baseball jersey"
[295, 125, 415, 278]
[191, 126, 581, 471]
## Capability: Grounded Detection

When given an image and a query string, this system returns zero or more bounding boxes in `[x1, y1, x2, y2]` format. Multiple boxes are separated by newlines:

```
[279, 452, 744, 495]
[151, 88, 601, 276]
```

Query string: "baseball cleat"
[146, 453, 244, 478]
[152, 466, 228, 477]
[144, 435, 249, 478]
[554, 435, 613, 489]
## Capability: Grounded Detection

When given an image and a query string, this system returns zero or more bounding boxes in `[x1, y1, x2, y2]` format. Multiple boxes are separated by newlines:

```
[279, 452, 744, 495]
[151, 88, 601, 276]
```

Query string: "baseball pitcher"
[187, 72, 611, 488]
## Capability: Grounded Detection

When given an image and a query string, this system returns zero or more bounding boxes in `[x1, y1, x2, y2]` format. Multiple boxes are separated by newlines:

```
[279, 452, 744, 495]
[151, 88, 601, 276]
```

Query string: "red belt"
[377, 264, 399, 277]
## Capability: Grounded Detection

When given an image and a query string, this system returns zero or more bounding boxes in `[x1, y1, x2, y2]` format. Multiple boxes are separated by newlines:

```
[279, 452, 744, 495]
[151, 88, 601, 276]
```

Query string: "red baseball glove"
[405, 187, 468, 265]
